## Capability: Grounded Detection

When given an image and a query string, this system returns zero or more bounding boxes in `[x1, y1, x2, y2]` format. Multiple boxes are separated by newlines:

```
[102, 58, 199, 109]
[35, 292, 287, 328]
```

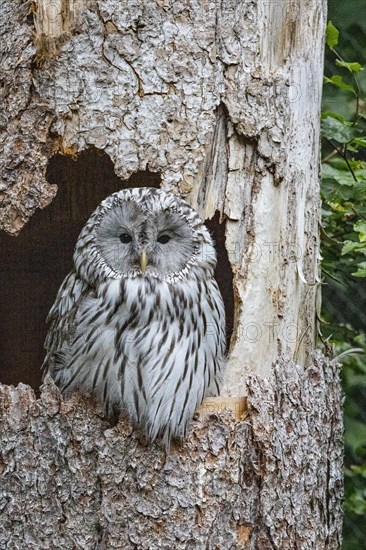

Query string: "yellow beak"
[140, 249, 148, 273]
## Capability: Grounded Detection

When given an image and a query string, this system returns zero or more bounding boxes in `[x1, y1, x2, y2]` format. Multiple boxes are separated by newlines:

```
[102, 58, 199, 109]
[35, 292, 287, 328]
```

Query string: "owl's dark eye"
[119, 233, 132, 244]
[157, 234, 171, 244]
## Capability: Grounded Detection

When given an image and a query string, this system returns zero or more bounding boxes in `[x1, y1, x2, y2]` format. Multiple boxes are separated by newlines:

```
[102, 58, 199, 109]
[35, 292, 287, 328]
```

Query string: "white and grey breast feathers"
[43, 187, 226, 445]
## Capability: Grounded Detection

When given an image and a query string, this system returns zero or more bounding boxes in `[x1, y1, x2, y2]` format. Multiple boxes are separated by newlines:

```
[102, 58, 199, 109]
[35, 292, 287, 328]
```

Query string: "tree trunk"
[0, 0, 343, 548]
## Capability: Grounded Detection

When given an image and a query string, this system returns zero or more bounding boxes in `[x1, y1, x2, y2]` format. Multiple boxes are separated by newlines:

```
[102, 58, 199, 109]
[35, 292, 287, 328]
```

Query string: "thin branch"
[322, 149, 338, 163]
[350, 203, 366, 221]
[324, 139, 358, 183]
[332, 348, 365, 362]
[319, 224, 342, 246]
[331, 47, 362, 123]
[321, 268, 348, 288]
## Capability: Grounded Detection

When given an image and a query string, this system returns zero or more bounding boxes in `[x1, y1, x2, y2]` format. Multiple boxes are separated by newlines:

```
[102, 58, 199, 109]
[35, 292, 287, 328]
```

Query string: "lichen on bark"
[0, 0, 57, 235]
[0, 353, 342, 549]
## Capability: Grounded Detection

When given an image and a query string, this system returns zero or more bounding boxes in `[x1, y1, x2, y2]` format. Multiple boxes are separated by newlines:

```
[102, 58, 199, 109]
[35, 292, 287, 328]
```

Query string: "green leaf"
[321, 111, 346, 123]
[354, 221, 366, 242]
[323, 75, 356, 95]
[336, 60, 364, 73]
[327, 201, 347, 212]
[321, 115, 359, 142]
[345, 490, 366, 516]
[344, 417, 366, 452]
[326, 21, 339, 48]
[351, 137, 366, 148]
[347, 464, 366, 477]
[352, 267, 366, 278]
[342, 241, 366, 255]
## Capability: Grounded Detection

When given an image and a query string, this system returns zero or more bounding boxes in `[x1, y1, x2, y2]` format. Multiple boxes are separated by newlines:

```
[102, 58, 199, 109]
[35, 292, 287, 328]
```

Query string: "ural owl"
[43, 187, 226, 444]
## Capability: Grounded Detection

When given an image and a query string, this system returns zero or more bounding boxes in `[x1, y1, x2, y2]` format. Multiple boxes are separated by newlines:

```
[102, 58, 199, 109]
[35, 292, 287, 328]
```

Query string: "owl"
[43, 187, 226, 444]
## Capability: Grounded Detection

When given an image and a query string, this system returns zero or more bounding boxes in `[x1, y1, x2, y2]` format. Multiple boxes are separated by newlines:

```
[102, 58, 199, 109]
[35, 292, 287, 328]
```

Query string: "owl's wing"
[42, 271, 90, 378]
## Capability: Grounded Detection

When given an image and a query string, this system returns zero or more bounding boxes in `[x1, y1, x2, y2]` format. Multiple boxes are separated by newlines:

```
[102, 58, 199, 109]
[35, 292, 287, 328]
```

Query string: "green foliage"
[326, 21, 340, 48]
[321, 16, 366, 549]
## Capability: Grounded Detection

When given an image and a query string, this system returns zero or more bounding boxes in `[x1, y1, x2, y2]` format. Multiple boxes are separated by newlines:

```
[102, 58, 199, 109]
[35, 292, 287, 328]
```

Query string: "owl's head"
[74, 188, 217, 284]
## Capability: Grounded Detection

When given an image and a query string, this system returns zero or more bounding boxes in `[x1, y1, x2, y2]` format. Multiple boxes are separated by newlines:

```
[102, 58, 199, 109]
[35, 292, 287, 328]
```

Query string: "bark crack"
[95, 1, 144, 98]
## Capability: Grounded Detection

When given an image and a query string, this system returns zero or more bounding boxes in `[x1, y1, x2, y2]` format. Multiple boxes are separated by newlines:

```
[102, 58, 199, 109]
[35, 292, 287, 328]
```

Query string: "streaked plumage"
[43, 187, 225, 444]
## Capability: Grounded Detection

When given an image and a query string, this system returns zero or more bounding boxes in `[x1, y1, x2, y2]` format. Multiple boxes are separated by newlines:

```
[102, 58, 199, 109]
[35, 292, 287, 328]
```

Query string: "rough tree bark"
[0, 1, 343, 549]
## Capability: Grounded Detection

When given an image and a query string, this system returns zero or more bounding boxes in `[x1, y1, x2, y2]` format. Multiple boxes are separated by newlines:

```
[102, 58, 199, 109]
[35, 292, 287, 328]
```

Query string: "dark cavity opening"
[0, 147, 161, 388]
[205, 213, 234, 353]
[0, 150, 234, 389]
